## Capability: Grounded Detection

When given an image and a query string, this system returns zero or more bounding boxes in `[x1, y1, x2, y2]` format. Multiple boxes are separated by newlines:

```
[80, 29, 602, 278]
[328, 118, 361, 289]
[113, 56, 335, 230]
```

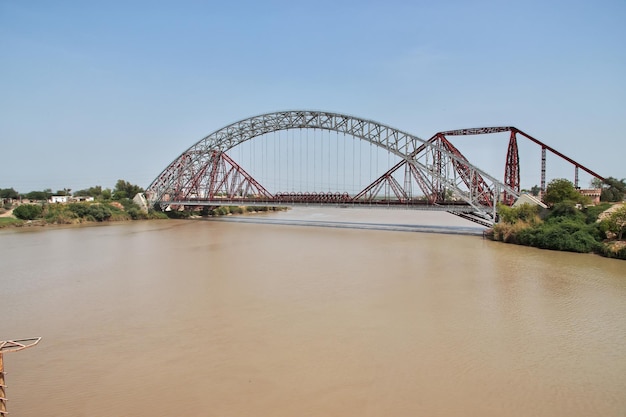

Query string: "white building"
[50, 195, 68, 204]
[74, 196, 95, 202]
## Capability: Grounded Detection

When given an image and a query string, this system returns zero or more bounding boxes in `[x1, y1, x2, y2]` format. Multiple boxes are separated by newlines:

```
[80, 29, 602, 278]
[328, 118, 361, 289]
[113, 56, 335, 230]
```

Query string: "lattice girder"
[147, 111, 519, 218]
[166, 151, 273, 202]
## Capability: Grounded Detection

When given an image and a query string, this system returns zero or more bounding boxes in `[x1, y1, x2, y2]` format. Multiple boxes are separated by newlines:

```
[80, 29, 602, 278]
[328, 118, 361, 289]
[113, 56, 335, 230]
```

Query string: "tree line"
[1, 180, 162, 224]
[519, 176, 626, 202]
[1, 180, 144, 202]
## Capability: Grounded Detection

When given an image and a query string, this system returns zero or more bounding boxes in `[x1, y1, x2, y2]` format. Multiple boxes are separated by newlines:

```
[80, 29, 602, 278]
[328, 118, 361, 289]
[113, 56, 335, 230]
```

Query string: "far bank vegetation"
[164, 205, 287, 219]
[1, 180, 286, 227]
[1, 180, 166, 227]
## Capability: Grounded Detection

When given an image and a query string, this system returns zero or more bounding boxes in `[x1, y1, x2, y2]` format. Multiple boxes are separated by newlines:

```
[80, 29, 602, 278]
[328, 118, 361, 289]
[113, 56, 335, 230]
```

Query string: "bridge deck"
[157, 200, 495, 226]
[162, 199, 482, 210]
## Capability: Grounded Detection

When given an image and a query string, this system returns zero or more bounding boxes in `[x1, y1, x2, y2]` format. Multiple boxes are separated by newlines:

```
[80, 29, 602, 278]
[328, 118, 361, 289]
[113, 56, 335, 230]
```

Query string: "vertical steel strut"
[541, 147, 546, 195]
[504, 130, 520, 205]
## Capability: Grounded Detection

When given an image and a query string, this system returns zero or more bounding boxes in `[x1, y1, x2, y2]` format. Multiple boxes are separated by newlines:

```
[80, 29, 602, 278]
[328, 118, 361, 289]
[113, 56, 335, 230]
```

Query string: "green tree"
[67, 203, 91, 217]
[547, 201, 585, 221]
[87, 204, 112, 221]
[543, 178, 587, 206]
[101, 188, 112, 200]
[74, 185, 106, 198]
[591, 178, 603, 189]
[600, 177, 626, 202]
[13, 204, 43, 220]
[0, 188, 20, 199]
[24, 189, 53, 201]
[530, 185, 541, 196]
[606, 205, 626, 240]
[113, 180, 144, 200]
[497, 203, 540, 224]
[55, 188, 72, 196]
[73, 189, 90, 197]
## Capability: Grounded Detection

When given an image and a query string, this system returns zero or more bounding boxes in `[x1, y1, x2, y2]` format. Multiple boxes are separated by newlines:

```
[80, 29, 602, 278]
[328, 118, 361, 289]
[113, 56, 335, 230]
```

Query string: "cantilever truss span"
[147, 110, 521, 225]
[438, 126, 605, 199]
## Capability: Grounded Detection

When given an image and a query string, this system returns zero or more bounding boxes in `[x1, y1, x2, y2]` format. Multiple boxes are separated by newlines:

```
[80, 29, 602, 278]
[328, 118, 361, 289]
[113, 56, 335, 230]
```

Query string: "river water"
[1, 208, 625, 416]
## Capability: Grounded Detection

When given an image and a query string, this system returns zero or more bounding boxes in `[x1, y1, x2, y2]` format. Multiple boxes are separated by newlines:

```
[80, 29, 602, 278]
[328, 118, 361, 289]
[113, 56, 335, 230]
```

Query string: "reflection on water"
[1, 208, 625, 416]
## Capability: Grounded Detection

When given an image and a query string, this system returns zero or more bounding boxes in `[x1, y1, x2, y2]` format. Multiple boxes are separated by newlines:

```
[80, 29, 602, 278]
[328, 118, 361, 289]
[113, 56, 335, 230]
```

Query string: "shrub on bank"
[491, 201, 623, 257]
[68, 202, 91, 218]
[147, 211, 169, 219]
[583, 203, 612, 223]
[87, 204, 112, 221]
[9, 200, 159, 224]
[598, 242, 626, 260]
[497, 203, 541, 225]
[167, 205, 287, 217]
[165, 210, 192, 219]
[516, 220, 601, 253]
[13, 204, 43, 220]
[492, 221, 532, 243]
[45, 211, 78, 224]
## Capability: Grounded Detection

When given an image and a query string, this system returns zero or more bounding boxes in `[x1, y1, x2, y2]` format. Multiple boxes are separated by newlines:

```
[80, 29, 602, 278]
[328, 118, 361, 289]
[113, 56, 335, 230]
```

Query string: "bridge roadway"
[206, 215, 485, 236]
[162, 198, 496, 226]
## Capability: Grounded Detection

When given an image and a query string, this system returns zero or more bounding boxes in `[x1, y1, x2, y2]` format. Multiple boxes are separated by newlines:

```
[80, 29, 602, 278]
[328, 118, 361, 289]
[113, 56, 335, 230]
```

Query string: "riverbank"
[0, 203, 289, 229]
[0, 216, 23, 227]
[487, 202, 626, 260]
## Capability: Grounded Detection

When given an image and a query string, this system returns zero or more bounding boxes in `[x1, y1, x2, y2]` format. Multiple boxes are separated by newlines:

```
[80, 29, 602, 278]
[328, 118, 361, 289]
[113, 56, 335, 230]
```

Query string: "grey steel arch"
[146, 110, 518, 219]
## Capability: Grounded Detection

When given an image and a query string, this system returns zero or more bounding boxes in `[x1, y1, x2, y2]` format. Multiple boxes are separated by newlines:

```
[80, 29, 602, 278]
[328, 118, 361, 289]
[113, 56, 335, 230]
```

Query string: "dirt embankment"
[0, 208, 14, 217]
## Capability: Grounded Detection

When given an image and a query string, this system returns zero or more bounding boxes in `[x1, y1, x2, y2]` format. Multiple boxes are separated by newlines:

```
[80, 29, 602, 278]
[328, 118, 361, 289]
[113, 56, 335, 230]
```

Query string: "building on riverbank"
[578, 188, 601, 204]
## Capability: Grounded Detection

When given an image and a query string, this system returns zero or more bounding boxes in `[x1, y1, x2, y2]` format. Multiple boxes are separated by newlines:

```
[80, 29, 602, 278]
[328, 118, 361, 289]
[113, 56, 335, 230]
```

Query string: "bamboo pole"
[0, 338, 41, 415]
[1, 352, 7, 415]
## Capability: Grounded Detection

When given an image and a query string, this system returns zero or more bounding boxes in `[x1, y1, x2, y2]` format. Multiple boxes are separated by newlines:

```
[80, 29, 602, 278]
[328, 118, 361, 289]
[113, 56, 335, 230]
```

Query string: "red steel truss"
[439, 126, 605, 197]
[159, 150, 274, 202]
[504, 130, 520, 205]
[352, 133, 494, 206]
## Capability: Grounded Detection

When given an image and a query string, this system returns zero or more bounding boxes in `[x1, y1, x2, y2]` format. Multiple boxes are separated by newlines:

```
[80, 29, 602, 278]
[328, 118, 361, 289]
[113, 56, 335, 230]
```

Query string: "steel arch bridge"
[146, 110, 524, 226]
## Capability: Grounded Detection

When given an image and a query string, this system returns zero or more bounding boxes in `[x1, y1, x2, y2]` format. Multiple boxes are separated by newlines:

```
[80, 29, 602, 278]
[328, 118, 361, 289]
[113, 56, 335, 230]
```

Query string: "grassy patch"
[598, 241, 626, 260]
[0, 217, 23, 227]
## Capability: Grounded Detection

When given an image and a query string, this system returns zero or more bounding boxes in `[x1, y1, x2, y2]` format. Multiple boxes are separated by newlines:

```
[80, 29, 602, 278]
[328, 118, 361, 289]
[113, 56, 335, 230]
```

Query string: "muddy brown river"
[1, 208, 625, 416]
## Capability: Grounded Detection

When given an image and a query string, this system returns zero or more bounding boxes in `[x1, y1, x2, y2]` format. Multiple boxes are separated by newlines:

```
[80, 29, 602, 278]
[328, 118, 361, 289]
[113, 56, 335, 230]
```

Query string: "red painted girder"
[436, 134, 494, 207]
[171, 151, 274, 201]
[352, 159, 408, 202]
[503, 131, 520, 205]
[218, 152, 274, 198]
[351, 158, 435, 203]
[512, 128, 605, 182]
[438, 126, 604, 182]
[439, 127, 513, 136]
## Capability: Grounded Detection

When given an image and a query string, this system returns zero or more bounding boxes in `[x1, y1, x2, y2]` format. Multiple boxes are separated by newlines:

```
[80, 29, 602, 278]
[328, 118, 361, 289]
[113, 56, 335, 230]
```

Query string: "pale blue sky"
[1, 0, 624, 193]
